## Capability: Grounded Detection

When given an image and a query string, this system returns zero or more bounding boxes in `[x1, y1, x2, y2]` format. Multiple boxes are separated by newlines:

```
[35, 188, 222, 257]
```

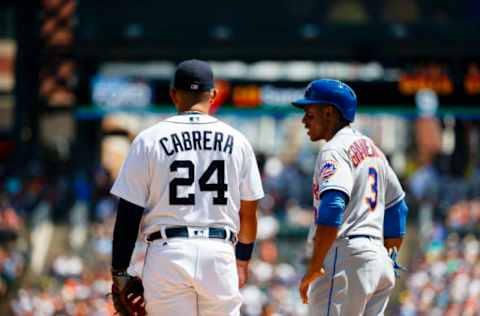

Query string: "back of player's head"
[292, 79, 357, 122]
[172, 59, 214, 92]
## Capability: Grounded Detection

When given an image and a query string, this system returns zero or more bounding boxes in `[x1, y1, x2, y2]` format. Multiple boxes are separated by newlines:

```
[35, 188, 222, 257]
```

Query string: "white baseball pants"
[142, 238, 241, 316]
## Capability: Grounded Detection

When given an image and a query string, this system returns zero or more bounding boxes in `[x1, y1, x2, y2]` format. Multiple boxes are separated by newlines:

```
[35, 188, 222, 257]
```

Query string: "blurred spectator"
[447, 199, 480, 231]
[415, 117, 442, 167]
[0, 204, 28, 304]
[243, 238, 305, 316]
[52, 254, 83, 279]
[90, 166, 115, 221]
[0, 198, 22, 242]
[408, 162, 438, 202]
[263, 155, 312, 219]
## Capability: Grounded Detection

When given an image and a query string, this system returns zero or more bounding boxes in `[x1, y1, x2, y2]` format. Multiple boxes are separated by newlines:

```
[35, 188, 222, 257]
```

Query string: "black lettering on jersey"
[203, 131, 212, 150]
[192, 131, 202, 150]
[160, 137, 174, 156]
[181, 131, 192, 151]
[213, 132, 224, 151]
[171, 134, 184, 153]
[224, 135, 234, 154]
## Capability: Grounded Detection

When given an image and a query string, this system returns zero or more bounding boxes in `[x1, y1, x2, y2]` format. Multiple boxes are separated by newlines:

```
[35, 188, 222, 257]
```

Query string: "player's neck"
[177, 103, 210, 114]
[334, 122, 349, 135]
[325, 122, 349, 141]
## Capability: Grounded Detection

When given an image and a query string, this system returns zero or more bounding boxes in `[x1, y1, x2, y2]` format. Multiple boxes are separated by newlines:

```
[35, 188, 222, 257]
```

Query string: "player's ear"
[327, 105, 340, 120]
[324, 105, 334, 118]
[209, 89, 217, 103]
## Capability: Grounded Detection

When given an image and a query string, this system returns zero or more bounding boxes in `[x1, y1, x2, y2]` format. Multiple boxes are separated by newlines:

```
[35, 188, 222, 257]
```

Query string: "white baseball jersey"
[312, 126, 404, 239]
[111, 113, 264, 237]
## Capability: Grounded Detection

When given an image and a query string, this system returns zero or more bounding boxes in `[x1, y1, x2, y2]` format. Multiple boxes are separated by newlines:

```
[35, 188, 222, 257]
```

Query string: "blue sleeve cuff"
[316, 190, 348, 227]
[384, 199, 409, 238]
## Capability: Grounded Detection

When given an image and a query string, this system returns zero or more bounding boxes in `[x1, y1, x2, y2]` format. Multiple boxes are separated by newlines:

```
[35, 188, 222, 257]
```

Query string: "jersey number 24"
[169, 160, 228, 205]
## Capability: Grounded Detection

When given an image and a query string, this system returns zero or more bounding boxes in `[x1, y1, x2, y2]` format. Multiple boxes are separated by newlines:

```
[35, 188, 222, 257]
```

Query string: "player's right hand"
[299, 268, 325, 304]
[236, 260, 249, 288]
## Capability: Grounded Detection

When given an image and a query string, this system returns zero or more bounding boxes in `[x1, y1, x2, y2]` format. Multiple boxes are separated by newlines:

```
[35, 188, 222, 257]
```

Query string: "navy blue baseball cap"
[172, 59, 214, 91]
[292, 79, 357, 122]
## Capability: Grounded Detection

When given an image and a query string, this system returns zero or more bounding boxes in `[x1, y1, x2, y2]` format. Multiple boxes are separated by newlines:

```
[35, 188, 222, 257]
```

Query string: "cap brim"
[291, 98, 331, 108]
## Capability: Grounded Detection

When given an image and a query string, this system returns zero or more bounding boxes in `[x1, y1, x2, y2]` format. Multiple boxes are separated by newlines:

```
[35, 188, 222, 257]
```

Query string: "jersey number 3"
[169, 160, 228, 205]
[366, 167, 378, 211]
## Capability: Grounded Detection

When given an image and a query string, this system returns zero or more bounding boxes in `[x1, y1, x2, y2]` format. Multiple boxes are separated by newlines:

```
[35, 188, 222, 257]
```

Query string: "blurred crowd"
[399, 133, 480, 316]
[0, 197, 27, 300]
[0, 168, 32, 304]
[398, 186, 480, 316]
[0, 163, 116, 315]
[0, 153, 316, 315]
[400, 229, 480, 315]
[0, 116, 480, 315]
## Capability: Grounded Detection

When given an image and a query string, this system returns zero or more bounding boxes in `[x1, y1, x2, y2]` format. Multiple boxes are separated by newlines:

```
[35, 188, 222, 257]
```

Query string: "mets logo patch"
[319, 160, 338, 180]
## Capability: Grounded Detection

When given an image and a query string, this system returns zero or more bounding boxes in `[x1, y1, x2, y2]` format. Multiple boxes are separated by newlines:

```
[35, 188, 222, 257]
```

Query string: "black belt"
[346, 234, 379, 240]
[147, 227, 237, 244]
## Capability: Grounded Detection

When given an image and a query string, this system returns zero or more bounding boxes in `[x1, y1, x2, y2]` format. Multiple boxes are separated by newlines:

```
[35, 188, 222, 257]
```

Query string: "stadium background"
[1, 0, 480, 315]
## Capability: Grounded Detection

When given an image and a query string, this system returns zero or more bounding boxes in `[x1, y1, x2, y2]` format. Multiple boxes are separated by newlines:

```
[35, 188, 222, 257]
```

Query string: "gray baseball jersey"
[111, 113, 264, 238]
[312, 126, 404, 239]
[307, 126, 404, 315]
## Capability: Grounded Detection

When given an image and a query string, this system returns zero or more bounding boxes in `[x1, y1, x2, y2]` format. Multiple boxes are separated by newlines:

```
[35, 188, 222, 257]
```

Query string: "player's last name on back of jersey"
[159, 130, 235, 156]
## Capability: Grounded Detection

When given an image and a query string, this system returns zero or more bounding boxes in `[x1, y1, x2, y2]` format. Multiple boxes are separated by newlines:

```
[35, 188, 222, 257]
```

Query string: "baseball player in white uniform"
[293, 79, 409, 316]
[109, 59, 264, 316]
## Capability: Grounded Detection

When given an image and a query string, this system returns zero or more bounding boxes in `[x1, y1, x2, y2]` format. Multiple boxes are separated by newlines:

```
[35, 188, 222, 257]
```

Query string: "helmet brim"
[291, 98, 333, 108]
[292, 98, 355, 122]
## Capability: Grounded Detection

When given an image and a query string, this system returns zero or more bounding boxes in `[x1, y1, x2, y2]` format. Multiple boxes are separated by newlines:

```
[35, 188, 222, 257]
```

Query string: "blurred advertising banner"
[0, 95, 14, 132]
[87, 61, 480, 111]
[0, 39, 14, 93]
[0, 39, 15, 132]
[91, 75, 154, 109]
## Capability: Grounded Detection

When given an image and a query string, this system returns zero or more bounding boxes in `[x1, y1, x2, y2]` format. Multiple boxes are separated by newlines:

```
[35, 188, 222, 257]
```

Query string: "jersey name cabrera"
[313, 126, 404, 239]
[111, 114, 264, 238]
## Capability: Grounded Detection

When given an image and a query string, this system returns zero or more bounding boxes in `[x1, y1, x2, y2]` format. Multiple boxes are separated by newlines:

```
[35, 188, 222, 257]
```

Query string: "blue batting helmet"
[292, 79, 357, 122]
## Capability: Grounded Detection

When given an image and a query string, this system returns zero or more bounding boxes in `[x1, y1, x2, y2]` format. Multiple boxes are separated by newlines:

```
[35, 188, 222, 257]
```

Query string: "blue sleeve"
[316, 190, 349, 227]
[383, 199, 409, 238]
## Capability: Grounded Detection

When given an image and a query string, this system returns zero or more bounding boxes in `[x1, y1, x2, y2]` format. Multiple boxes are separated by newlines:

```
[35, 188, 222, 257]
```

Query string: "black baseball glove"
[111, 269, 146, 316]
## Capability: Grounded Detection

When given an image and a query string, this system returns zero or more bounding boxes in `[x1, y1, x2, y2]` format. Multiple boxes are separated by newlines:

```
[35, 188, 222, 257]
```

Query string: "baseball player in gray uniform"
[293, 79, 409, 316]
[109, 59, 264, 316]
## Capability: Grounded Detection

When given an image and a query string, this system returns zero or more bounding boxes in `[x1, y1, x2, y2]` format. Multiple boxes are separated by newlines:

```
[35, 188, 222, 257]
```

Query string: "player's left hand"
[111, 271, 146, 316]
[299, 268, 325, 304]
[388, 247, 407, 278]
[236, 260, 249, 288]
